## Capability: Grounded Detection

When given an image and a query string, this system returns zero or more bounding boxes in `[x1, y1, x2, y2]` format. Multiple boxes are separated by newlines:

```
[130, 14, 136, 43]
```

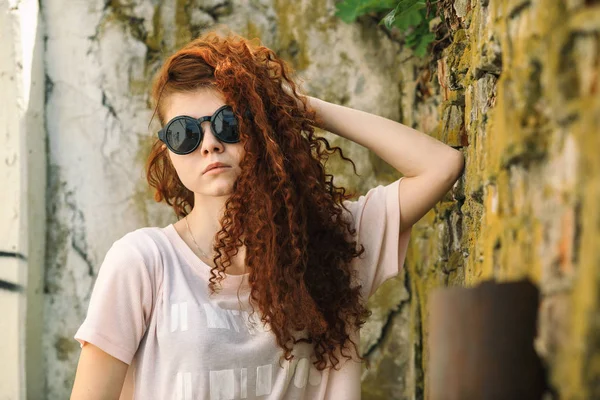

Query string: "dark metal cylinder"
[428, 279, 547, 400]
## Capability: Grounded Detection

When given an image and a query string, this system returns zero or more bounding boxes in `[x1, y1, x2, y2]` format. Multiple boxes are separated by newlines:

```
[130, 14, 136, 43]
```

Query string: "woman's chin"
[195, 183, 235, 198]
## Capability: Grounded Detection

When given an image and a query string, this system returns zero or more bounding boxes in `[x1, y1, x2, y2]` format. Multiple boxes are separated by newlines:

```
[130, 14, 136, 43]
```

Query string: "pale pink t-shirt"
[75, 178, 412, 400]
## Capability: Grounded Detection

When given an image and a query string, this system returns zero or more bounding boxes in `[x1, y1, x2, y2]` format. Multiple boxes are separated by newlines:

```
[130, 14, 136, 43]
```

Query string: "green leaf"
[380, 0, 422, 28]
[405, 32, 419, 46]
[393, 1, 426, 29]
[337, 0, 437, 58]
[394, 8, 423, 29]
[413, 32, 435, 57]
[397, 0, 426, 13]
[335, 0, 364, 23]
[382, 8, 397, 29]
[335, 0, 397, 23]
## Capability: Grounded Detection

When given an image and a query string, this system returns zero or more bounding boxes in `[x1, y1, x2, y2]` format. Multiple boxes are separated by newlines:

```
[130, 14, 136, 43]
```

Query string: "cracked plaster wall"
[38, 0, 600, 399]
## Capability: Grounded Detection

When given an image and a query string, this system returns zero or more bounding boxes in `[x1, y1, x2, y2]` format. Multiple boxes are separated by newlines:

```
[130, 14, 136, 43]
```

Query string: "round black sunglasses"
[158, 105, 242, 155]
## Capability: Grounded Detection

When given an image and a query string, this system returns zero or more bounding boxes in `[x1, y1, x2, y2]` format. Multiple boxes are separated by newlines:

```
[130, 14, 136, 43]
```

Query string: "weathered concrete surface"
[0, 0, 46, 398]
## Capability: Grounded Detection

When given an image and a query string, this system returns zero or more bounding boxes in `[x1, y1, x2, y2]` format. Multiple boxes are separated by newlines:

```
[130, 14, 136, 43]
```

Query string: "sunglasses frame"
[158, 105, 241, 155]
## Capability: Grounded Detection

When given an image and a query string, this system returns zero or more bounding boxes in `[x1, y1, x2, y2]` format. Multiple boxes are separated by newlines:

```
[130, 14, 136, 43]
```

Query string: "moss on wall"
[417, 1, 600, 398]
[357, 0, 598, 398]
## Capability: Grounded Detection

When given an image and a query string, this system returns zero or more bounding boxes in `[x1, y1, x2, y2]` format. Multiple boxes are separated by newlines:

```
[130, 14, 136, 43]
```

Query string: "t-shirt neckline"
[162, 223, 249, 286]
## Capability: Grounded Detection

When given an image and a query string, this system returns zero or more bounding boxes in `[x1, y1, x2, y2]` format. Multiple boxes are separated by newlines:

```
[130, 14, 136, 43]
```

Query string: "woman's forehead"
[163, 88, 226, 121]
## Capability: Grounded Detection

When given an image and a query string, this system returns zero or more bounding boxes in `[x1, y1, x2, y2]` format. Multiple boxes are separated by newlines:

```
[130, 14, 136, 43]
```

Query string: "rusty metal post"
[428, 280, 547, 400]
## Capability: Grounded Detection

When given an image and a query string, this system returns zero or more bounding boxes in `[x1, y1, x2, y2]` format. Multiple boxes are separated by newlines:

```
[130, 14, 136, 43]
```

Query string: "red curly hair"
[146, 31, 372, 371]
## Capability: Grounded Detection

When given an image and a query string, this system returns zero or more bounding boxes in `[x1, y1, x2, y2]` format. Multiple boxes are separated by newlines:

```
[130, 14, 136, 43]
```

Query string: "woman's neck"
[179, 194, 247, 275]
[186, 194, 228, 243]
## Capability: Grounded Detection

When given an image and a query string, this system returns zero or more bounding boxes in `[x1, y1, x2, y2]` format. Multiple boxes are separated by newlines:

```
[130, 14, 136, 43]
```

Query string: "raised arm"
[308, 97, 465, 231]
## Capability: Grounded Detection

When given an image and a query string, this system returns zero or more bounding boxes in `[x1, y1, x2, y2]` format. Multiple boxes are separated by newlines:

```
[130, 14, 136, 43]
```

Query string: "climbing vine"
[335, 0, 441, 57]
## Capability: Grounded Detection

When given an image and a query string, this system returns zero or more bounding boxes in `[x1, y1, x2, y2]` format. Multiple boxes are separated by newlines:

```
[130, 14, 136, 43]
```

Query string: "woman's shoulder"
[340, 179, 402, 229]
[107, 225, 172, 269]
[117, 225, 168, 246]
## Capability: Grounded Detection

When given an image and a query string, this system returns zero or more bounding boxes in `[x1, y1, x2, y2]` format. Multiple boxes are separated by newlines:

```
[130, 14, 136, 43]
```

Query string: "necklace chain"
[185, 214, 211, 261]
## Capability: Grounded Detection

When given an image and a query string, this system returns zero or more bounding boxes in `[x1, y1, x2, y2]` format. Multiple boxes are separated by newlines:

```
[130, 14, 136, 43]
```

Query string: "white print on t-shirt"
[176, 372, 193, 400]
[174, 357, 322, 400]
[169, 301, 270, 335]
[284, 357, 323, 388]
[171, 302, 189, 332]
[202, 303, 270, 334]
[168, 300, 321, 399]
[208, 365, 272, 399]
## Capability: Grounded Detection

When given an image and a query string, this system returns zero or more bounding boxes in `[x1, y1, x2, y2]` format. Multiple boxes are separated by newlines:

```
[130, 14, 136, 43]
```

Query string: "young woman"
[70, 32, 464, 400]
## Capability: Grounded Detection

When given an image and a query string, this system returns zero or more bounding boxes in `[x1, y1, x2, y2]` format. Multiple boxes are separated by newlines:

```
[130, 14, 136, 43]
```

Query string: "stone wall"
[0, 0, 596, 398]
[388, 0, 599, 399]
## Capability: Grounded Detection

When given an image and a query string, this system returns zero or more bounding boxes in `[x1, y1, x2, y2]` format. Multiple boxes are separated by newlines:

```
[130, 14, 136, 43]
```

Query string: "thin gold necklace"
[185, 214, 212, 261]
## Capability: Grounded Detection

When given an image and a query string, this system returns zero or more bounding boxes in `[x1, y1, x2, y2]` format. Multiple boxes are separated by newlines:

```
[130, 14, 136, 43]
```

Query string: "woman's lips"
[204, 166, 231, 175]
[203, 162, 231, 174]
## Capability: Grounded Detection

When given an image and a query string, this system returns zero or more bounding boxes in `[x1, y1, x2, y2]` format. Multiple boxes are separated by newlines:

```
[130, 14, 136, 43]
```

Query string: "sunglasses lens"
[213, 107, 240, 143]
[165, 117, 201, 153]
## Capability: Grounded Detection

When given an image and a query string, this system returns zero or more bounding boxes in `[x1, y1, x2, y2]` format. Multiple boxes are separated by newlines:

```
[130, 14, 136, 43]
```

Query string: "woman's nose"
[200, 121, 224, 154]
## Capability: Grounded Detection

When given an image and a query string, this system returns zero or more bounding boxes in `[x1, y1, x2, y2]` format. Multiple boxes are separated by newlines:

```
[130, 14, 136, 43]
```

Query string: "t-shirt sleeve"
[344, 177, 412, 300]
[74, 237, 156, 365]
